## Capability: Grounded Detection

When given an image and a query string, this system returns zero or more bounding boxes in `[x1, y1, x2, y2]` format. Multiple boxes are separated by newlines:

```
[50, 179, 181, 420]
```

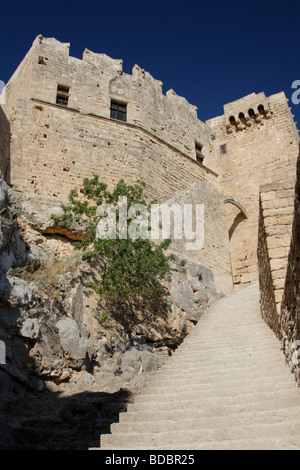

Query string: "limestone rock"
[76, 370, 94, 390]
[0, 173, 27, 271]
[56, 317, 94, 369]
[20, 318, 40, 340]
[6, 277, 33, 307]
[21, 195, 88, 241]
[121, 347, 165, 379]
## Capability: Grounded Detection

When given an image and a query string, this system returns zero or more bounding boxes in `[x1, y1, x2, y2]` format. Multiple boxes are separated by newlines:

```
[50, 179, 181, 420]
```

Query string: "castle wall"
[1, 41, 37, 120]
[258, 148, 300, 386]
[164, 180, 233, 295]
[207, 92, 299, 288]
[3, 35, 231, 294]
[257, 181, 294, 334]
[4, 35, 216, 174]
[9, 99, 218, 201]
[280, 152, 300, 385]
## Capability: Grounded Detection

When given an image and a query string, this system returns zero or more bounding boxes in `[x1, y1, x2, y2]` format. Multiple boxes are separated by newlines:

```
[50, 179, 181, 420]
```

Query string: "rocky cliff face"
[0, 175, 219, 449]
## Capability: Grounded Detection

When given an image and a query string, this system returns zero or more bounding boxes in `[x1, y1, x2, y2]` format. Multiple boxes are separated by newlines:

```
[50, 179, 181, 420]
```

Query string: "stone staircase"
[93, 283, 300, 450]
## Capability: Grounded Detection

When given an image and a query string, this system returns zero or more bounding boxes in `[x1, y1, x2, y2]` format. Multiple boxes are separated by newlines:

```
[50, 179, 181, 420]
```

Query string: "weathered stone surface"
[258, 181, 294, 335]
[56, 318, 94, 369]
[76, 370, 95, 390]
[20, 318, 40, 339]
[6, 277, 33, 307]
[0, 174, 28, 271]
[21, 195, 88, 240]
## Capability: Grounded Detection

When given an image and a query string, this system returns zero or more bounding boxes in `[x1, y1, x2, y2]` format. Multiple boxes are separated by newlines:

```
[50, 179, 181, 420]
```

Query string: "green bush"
[53, 177, 172, 307]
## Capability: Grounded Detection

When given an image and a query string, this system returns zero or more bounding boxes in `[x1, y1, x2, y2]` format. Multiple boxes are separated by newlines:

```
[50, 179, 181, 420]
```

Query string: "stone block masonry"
[280, 151, 300, 385]
[258, 181, 295, 335]
[163, 179, 233, 295]
[2, 35, 217, 189]
[258, 147, 300, 386]
[207, 92, 299, 289]
[8, 98, 217, 202]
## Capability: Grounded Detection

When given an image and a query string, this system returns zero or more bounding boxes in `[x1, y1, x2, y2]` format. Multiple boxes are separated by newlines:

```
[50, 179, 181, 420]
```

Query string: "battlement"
[3, 35, 213, 170]
[223, 92, 271, 133]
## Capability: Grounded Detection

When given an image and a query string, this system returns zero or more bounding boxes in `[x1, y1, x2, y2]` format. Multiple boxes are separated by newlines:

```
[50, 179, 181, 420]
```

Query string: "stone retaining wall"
[258, 181, 295, 326]
[280, 152, 300, 384]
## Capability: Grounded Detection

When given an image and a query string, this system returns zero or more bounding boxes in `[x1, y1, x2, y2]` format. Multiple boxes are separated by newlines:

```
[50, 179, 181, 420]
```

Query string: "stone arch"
[248, 108, 256, 120]
[222, 195, 249, 219]
[229, 115, 236, 126]
[222, 195, 249, 241]
[258, 104, 266, 116]
[238, 112, 248, 126]
[222, 196, 250, 285]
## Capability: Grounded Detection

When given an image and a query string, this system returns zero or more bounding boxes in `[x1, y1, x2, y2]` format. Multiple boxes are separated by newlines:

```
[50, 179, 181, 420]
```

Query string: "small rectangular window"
[56, 84, 70, 107]
[110, 100, 127, 122]
[220, 144, 227, 155]
[195, 143, 204, 164]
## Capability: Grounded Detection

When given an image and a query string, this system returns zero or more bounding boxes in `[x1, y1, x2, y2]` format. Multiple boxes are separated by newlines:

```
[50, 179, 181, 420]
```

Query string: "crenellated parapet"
[223, 92, 271, 133]
[3, 35, 214, 171]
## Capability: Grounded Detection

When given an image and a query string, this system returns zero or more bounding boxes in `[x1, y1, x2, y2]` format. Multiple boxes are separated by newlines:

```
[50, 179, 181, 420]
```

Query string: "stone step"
[127, 389, 300, 412]
[176, 332, 281, 343]
[95, 284, 300, 450]
[164, 355, 286, 368]
[156, 356, 290, 376]
[119, 397, 300, 423]
[98, 435, 300, 450]
[176, 337, 280, 348]
[171, 347, 283, 359]
[184, 324, 278, 336]
[151, 359, 290, 377]
[100, 420, 300, 448]
[144, 370, 295, 388]
[169, 340, 282, 352]
[132, 386, 300, 406]
[112, 406, 300, 434]
[146, 368, 294, 387]
[156, 358, 286, 372]
[141, 378, 296, 397]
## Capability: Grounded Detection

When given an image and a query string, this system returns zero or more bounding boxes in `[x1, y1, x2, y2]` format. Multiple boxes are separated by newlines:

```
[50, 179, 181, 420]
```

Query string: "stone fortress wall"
[258, 181, 295, 334]
[0, 35, 299, 295]
[207, 92, 299, 289]
[2, 35, 217, 201]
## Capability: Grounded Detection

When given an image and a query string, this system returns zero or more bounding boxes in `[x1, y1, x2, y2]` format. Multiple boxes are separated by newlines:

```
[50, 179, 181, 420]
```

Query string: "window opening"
[56, 84, 70, 107]
[110, 100, 127, 122]
[195, 143, 204, 164]
[220, 144, 227, 155]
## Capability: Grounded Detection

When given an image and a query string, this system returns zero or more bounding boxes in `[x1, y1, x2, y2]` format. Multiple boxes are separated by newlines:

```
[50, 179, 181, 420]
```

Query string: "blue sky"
[1, 0, 300, 126]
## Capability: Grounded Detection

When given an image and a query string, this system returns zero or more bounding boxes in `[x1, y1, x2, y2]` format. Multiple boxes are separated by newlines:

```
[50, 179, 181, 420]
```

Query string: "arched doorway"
[222, 195, 249, 286]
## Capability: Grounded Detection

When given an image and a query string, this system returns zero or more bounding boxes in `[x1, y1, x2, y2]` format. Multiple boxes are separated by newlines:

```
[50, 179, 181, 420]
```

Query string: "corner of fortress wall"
[1, 34, 299, 293]
[206, 91, 299, 289]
